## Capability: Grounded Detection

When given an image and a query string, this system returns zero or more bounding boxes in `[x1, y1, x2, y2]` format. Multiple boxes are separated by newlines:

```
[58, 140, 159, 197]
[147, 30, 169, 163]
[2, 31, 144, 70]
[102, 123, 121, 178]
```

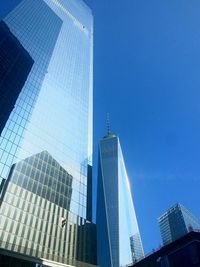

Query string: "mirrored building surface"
[0, 0, 93, 219]
[0, 0, 94, 266]
[96, 133, 144, 267]
[0, 151, 96, 266]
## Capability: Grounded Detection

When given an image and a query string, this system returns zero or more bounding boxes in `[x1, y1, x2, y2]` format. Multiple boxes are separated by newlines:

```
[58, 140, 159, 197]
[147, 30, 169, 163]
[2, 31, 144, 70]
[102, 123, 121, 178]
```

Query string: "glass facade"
[0, 21, 34, 136]
[0, 151, 96, 265]
[0, 0, 94, 266]
[158, 203, 200, 245]
[0, 0, 93, 218]
[96, 134, 144, 267]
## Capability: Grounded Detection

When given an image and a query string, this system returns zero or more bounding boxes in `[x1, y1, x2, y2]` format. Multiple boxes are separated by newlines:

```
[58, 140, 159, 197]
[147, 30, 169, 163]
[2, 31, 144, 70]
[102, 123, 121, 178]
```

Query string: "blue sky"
[2, 0, 200, 254]
[85, 0, 200, 253]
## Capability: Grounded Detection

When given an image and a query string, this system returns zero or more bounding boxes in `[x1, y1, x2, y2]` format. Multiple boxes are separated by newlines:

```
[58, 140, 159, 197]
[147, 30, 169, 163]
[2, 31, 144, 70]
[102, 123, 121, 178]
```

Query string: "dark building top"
[0, 21, 34, 136]
[131, 230, 200, 267]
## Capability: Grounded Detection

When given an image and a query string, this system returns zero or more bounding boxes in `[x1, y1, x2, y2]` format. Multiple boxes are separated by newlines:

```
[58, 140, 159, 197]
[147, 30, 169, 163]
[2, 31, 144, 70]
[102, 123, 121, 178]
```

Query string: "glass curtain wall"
[0, 0, 94, 265]
[97, 134, 144, 267]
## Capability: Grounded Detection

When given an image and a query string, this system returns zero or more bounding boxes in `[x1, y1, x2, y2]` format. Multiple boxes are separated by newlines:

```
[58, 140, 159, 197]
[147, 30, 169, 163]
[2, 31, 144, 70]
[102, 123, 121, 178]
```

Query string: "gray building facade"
[0, 0, 95, 266]
[158, 203, 200, 246]
[96, 132, 144, 267]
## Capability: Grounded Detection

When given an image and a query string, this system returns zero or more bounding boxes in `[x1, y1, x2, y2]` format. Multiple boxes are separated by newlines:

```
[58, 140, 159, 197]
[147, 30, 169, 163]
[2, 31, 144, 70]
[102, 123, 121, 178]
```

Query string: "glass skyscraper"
[0, 0, 95, 266]
[158, 203, 200, 246]
[96, 131, 144, 267]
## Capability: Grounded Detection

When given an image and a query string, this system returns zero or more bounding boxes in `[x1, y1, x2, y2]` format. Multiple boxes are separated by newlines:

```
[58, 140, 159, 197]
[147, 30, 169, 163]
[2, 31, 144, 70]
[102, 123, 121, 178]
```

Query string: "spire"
[104, 113, 116, 139]
[106, 113, 111, 136]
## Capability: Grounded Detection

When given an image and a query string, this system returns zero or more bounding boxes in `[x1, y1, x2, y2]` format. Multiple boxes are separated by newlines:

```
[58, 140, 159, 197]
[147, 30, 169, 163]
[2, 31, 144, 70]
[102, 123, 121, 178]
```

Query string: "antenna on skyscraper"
[106, 113, 111, 135]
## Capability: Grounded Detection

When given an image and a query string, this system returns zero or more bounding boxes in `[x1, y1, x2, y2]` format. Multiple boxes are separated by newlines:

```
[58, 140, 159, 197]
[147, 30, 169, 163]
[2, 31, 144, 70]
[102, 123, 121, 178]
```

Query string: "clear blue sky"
[2, 0, 200, 254]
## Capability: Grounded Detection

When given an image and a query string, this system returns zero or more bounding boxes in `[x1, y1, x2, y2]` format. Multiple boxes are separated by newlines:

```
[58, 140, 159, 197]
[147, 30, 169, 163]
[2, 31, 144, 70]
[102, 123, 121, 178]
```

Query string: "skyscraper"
[0, 0, 95, 266]
[158, 203, 200, 246]
[96, 130, 144, 267]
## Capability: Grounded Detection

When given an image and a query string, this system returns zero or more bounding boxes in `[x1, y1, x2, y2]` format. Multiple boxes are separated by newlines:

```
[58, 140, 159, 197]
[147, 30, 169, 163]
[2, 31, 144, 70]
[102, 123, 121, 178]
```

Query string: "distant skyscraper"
[158, 203, 200, 245]
[0, 0, 95, 266]
[96, 130, 144, 267]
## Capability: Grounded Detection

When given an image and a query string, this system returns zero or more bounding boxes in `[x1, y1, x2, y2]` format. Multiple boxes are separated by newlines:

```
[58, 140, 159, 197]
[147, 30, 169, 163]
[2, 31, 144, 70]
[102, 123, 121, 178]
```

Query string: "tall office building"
[96, 130, 144, 267]
[158, 203, 200, 246]
[0, 0, 95, 266]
